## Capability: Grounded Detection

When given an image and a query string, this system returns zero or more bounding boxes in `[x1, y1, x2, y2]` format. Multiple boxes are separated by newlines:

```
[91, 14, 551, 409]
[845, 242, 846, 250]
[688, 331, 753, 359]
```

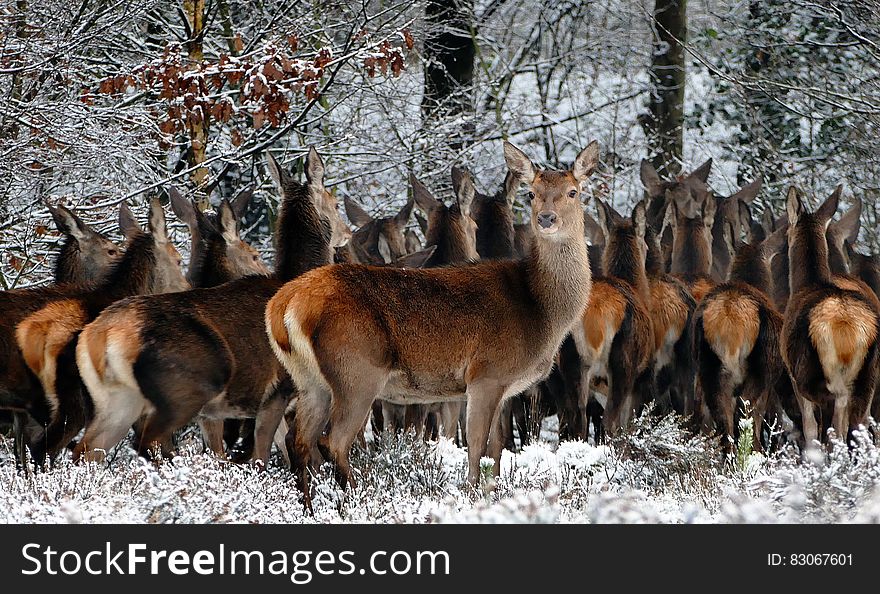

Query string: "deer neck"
[99, 233, 156, 301]
[729, 244, 771, 294]
[526, 231, 592, 336]
[788, 224, 833, 296]
[274, 183, 333, 282]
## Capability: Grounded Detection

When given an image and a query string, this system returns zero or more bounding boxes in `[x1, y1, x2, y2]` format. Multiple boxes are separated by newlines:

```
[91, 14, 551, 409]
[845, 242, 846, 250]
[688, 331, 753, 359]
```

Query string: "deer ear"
[343, 196, 373, 228]
[451, 165, 476, 217]
[661, 196, 678, 237]
[572, 141, 600, 183]
[147, 196, 169, 244]
[410, 174, 439, 214]
[832, 196, 861, 245]
[738, 200, 753, 235]
[450, 166, 473, 200]
[266, 152, 286, 191]
[394, 245, 436, 268]
[640, 159, 663, 197]
[722, 219, 737, 259]
[632, 200, 648, 241]
[218, 199, 239, 244]
[761, 221, 788, 261]
[815, 185, 841, 228]
[118, 202, 141, 240]
[230, 186, 256, 221]
[731, 177, 761, 204]
[503, 141, 536, 185]
[395, 195, 415, 228]
[786, 187, 804, 227]
[502, 170, 518, 205]
[701, 193, 717, 228]
[48, 203, 88, 241]
[168, 187, 196, 229]
[689, 158, 713, 183]
[305, 146, 325, 192]
[415, 212, 428, 235]
[583, 211, 604, 245]
[594, 198, 613, 242]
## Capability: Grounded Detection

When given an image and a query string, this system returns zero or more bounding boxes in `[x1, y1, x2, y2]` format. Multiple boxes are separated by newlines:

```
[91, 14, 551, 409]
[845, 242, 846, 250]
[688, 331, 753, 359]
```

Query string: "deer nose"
[537, 212, 558, 229]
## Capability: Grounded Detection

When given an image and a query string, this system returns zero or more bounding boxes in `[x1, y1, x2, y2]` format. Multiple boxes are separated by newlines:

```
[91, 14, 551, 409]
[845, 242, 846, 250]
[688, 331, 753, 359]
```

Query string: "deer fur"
[570, 199, 655, 435]
[10, 199, 188, 463]
[73, 148, 346, 465]
[267, 141, 598, 507]
[709, 178, 762, 282]
[2, 203, 125, 464]
[694, 213, 785, 453]
[663, 187, 717, 302]
[781, 186, 880, 445]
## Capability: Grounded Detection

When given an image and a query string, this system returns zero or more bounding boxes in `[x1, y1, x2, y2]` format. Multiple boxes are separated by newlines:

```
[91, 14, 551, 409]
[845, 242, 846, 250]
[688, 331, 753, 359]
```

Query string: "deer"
[341, 194, 414, 265]
[2, 202, 124, 464]
[693, 208, 785, 453]
[570, 199, 655, 435]
[376, 171, 479, 440]
[708, 179, 762, 282]
[44, 202, 124, 286]
[640, 158, 712, 267]
[9, 198, 189, 465]
[844, 241, 880, 425]
[266, 140, 598, 506]
[643, 223, 697, 417]
[166, 192, 271, 458]
[663, 186, 717, 302]
[767, 199, 860, 313]
[781, 186, 880, 445]
[168, 186, 258, 286]
[73, 148, 348, 466]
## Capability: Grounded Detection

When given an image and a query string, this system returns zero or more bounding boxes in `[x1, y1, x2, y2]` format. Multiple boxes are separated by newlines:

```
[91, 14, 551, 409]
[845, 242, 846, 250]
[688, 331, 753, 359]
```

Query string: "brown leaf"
[403, 28, 414, 50]
[233, 34, 244, 53]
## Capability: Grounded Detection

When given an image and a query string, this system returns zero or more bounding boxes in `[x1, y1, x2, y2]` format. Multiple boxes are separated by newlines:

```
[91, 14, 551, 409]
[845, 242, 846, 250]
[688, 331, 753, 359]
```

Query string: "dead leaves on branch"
[90, 30, 413, 146]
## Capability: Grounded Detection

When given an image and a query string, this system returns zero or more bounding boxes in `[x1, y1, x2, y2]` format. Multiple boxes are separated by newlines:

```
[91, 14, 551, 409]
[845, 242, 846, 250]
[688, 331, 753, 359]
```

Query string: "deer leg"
[797, 393, 819, 446]
[439, 402, 461, 441]
[252, 393, 290, 467]
[324, 384, 385, 490]
[198, 418, 226, 458]
[74, 386, 146, 463]
[831, 394, 850, 443]
[464, 381, 505, 485]
[292, 384, 332, 503]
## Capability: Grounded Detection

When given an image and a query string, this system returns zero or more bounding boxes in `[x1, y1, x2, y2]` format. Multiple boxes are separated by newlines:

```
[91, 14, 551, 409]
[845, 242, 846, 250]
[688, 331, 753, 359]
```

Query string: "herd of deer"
[2, 141, 879, 509]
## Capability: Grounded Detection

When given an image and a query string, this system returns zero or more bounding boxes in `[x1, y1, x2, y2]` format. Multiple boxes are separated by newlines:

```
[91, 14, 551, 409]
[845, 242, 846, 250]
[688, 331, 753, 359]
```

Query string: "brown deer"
[781, 186, 880, 445]
[570, 199, 655, 435]
[640, 158, 712, 243]
[644, 223, 697, 416]
[694, 210, 785, 452]
[267, 140, 598, 505]
[73, 148, 347, 465]
[663, 187, 717, 302]
[342, 194, 414, 264]
[2, 202, 124, 464]
[708, 179, 762, 282]
[169, 186, 258, 285]
[10, 198, 188, 464]
[44, 202, 124, 285]
[378, 172, 478, 440]
[844, 241, 880, 425]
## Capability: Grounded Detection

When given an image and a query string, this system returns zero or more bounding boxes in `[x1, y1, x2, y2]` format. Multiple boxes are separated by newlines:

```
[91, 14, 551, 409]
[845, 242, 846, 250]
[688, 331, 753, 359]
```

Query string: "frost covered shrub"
[604, 407, 722, 497]
[756, 427, 880, 523]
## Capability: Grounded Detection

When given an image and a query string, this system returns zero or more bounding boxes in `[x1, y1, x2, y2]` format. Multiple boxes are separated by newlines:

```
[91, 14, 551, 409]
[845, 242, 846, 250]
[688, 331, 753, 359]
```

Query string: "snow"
[3, 414, 880, 524]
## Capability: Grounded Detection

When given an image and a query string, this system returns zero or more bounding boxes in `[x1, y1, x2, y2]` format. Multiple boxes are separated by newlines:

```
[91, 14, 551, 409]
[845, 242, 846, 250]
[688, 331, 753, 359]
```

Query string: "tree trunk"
[184, 0, 209, 199]
[645, 0, 686, 178]
[422, 0, 475, 148]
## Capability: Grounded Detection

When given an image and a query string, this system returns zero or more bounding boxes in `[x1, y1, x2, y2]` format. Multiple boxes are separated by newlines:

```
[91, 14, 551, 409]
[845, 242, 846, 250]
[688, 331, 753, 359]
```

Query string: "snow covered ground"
[2, 412, 880, 524]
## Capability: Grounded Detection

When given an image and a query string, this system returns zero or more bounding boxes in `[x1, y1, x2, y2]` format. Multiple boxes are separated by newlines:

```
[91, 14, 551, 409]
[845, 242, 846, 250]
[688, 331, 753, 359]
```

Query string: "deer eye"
[568, 190, 578, 198]
[526, 191, 535, 201]
[108, 249, 118, 256]
[253, 254, 259, 261]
